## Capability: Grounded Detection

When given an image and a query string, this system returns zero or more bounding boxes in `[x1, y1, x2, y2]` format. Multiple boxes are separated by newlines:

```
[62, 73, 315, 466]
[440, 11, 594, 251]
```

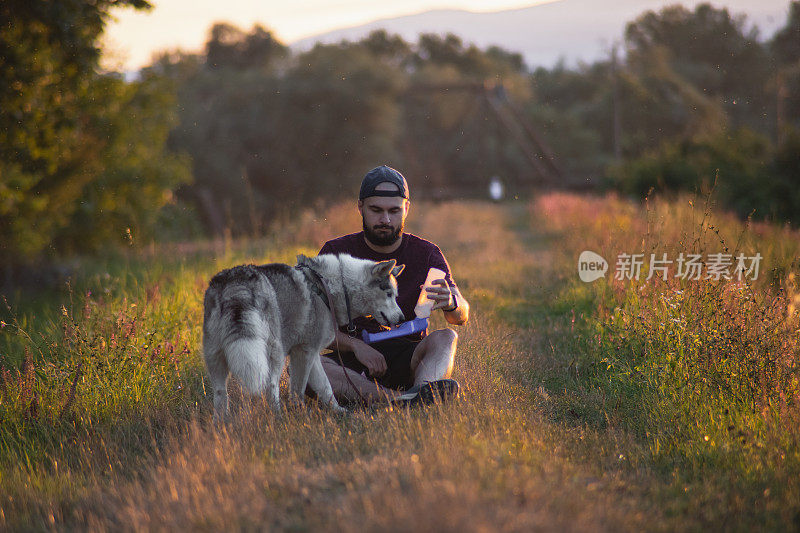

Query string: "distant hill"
[290, 0, 791, 69]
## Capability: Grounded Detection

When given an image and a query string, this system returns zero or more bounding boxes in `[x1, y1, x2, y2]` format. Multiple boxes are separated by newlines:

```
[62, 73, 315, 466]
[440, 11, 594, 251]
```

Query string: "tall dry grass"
[3, 194, 799, 530]
[1, 199, 659, 531]
[532, 191, 800, 526]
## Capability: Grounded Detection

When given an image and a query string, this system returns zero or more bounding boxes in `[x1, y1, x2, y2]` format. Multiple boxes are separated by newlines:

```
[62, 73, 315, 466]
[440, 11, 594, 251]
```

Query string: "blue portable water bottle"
[361, 268, 445, 344]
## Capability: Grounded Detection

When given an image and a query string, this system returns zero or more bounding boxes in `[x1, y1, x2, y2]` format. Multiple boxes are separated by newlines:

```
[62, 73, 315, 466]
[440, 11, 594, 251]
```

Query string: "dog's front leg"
[287, 346, 315, 404]
[307, 354, 346, 413]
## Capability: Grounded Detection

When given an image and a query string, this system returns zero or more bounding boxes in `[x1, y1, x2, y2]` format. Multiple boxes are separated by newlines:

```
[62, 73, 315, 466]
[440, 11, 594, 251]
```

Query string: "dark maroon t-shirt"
[319, 231, 458, 337]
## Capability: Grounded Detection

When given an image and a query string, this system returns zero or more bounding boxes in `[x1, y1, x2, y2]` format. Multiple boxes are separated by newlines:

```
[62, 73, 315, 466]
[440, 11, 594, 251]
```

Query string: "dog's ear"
[392, 264, 405, 278]
[371, 259, 396, 279]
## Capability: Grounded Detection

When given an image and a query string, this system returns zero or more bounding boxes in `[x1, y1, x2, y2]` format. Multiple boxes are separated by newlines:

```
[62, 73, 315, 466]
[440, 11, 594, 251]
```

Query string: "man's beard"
[363, 218, 403, 247]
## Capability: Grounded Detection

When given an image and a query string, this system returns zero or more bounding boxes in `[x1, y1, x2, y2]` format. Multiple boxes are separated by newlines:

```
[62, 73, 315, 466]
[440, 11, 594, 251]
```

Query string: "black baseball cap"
[359, 165, 410, 200]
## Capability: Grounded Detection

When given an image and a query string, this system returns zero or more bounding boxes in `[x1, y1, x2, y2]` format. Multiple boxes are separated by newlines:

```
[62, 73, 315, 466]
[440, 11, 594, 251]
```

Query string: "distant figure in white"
[489, 176, 504, 202]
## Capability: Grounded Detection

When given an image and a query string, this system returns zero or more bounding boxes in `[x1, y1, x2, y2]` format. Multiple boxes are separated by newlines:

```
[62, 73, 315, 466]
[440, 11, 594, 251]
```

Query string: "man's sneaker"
[393, 379, 460, 408]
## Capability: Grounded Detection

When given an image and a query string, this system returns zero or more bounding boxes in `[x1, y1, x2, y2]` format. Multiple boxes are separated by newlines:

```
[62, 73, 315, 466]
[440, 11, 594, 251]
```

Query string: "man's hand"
[426, 279, 456, 311]
[352, 339, 387, 378]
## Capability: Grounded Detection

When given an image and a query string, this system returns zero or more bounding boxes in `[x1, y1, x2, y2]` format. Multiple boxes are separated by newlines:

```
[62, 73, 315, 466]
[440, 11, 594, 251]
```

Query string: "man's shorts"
[323, 336, 421, 391]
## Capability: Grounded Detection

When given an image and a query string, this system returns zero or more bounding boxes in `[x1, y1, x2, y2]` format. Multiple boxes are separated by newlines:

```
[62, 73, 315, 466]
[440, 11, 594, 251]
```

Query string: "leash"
[297, 264, 367, 404]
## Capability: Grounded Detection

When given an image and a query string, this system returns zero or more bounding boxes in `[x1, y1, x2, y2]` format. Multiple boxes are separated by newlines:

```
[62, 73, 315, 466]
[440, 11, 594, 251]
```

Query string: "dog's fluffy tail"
[224, 337, 270, 394]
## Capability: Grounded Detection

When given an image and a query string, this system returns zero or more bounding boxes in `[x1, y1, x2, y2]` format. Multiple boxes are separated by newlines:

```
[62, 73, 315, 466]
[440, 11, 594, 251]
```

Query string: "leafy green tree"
[206, 23, 288, 70]
[0, 0, 189, 282]
[607, 128, 777, 218]
[617, 47, 728, 154]
[413, 33, 525, 79]
[625, 3, 771, 132]
[356, 30, 414, 68]
[1, 0, 147, 263]
[53, 73, 191, 252]
[767, 128, 800, 223]
[771, 1, 800, 65]
[166, 27, 405, 235]
[771, 1, 800, 132]
[529, 63, 614, 179]
[400, 34, 533, 194]
[269, 43, 405, 198]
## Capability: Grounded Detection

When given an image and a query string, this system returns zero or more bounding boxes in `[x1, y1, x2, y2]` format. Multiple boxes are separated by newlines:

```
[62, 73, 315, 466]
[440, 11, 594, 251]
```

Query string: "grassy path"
[63, 201, 656, 531]
[4, 199, 796, 530]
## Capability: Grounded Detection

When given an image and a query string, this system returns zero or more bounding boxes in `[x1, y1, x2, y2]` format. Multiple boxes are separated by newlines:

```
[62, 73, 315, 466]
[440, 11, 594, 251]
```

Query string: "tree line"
[2, 1, 799, 281]
[1, 0, 188, 284]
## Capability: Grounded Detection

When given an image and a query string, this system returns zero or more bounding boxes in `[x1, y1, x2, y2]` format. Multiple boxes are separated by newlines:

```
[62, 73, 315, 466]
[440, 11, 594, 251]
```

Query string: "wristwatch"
[443, 292, 458, 312]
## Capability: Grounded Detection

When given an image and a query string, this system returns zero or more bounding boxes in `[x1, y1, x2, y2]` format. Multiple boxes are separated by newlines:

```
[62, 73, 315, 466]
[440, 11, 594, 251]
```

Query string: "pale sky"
[101, 0, 554, 71]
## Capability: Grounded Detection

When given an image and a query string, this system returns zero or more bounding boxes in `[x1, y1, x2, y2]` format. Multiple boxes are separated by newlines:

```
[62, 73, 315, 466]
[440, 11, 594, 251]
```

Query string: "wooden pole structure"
[611, 44, 623, 162]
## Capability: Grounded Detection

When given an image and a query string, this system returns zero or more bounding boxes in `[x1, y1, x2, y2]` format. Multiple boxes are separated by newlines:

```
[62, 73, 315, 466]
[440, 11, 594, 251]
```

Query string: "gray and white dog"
[202, 253, 405, 419]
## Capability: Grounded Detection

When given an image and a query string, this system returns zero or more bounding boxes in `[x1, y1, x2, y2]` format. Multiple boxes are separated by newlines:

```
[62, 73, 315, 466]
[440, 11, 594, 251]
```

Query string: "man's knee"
[320, 356, 339, 375]
[430, 327, 458, 347]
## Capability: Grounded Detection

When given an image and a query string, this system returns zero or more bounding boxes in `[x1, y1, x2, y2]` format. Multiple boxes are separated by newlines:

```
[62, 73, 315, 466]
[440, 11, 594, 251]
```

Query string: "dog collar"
[295, 264, 356, 336]
[295, 265, 330, 309]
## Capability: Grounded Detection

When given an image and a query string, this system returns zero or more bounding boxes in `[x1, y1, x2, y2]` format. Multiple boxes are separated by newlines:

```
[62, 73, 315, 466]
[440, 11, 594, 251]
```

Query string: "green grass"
[1, 196, 799, 530]
[532, 192, 800, 528]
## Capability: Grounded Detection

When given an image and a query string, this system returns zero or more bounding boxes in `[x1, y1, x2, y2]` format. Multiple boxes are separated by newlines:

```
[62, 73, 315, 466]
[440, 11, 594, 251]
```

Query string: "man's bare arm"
[427, 280, 469, 325]
[327, 330, 387, 377]
[443, 286, 469, 325]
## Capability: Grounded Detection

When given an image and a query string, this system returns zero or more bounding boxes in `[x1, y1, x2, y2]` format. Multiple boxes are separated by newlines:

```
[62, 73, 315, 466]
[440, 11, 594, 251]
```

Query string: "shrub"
[605, 128, 800, 224]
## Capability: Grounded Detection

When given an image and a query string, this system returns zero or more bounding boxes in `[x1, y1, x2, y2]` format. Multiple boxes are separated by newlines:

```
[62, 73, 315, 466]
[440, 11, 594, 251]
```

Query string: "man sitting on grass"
[318, 165, 470, 406]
